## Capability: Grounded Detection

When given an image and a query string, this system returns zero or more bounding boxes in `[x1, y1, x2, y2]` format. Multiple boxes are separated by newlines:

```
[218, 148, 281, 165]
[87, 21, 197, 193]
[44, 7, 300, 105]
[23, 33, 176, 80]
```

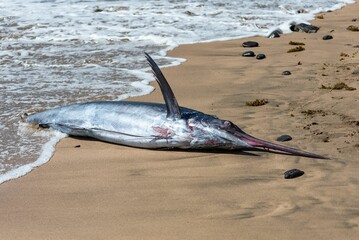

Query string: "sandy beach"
[1, 2, 359, 239]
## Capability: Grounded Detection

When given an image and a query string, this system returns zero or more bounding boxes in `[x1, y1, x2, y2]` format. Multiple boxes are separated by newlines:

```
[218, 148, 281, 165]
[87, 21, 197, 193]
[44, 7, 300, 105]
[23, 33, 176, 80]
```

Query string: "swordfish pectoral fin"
[145, 53, 181, 120]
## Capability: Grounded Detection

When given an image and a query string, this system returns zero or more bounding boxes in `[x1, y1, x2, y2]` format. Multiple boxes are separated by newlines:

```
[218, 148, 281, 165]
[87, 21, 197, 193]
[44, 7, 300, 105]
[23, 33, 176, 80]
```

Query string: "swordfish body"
[25, 53, 327, 159]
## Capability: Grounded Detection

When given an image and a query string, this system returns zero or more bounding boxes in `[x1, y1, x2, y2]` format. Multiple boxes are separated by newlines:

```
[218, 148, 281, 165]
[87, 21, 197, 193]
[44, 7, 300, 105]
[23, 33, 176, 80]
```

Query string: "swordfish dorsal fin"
[145, 53, 181, 120]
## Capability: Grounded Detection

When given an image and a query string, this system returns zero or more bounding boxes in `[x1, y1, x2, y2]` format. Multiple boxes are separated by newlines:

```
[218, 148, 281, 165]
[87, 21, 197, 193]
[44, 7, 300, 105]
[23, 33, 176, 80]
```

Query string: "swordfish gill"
[25, 53, 327, 159]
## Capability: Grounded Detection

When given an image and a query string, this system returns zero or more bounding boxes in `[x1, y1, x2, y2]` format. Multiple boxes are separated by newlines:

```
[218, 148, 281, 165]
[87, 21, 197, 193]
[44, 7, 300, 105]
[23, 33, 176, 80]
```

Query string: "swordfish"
[25, 53, 326, 159]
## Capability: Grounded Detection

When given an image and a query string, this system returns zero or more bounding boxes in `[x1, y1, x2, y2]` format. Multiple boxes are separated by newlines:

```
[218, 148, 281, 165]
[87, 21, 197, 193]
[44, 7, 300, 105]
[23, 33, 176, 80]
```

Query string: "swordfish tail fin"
[145, 52, 181, 120]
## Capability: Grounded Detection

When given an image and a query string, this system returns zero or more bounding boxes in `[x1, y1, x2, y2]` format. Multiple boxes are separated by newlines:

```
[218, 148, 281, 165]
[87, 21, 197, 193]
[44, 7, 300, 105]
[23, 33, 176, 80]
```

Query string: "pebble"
[290, 23, 319, 33]
[74, 145, 81, 148]
[284, 169, 305, 179]
[256, 54, 266, 60]
[242, 41, 259, 48]
[268, 29, 282, 38]
[276, 134, 292, 142]
[282, 71, 292, 76]
[242, 51, 255, 57]
[322, 35, 333, 40]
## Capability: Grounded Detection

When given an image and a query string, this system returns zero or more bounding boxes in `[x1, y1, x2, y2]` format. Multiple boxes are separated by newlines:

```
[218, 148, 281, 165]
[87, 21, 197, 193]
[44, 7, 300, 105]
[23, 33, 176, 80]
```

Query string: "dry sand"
[1, 2, 359, 240]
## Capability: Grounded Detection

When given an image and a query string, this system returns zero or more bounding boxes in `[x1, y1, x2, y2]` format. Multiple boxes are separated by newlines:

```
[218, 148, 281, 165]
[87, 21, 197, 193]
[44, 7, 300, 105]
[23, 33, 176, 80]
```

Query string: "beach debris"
[301, 109, 327, 117]
[352, 69, 359, 75]
[184, 11, 197, 16]
[320, 82, 356, 91]
[284, 169, 305, 179]
[352, 18, 357, 22]
[256, 54, 266, 60]
[276, 135, 293, 142]
[298, 61, 302, 65]
[322, 35, 333, 40]
[246, 99, 268, 106]
[290, 23, 319, 33]
[242, 51, 255, 57]
[287, 46, 305, 53]
[340, 52, 349, 57]
[316, 15, 324, 19]
[282, 70, 292, 76]
[347, 25, 359, 31]
[74, 145, 81, 148]
[289, 41, 305, 46]
[242, 41, 259, 47]
[268, 29, 282, 38]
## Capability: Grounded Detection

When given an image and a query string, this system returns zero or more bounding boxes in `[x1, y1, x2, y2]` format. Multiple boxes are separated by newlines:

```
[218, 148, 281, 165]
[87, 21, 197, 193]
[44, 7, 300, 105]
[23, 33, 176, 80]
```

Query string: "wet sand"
[1, 2, 359, 239]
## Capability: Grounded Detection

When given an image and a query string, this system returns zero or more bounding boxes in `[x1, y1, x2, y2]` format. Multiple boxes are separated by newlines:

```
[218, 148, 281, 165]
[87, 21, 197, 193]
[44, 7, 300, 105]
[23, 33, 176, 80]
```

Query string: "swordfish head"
[184, 113, 327, 159]
[146, 53, 327, 159]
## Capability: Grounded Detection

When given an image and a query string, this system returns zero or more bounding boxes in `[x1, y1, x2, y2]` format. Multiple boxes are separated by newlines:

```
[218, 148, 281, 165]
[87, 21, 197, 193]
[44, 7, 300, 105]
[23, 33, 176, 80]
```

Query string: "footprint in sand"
[267, 202, 298, 217]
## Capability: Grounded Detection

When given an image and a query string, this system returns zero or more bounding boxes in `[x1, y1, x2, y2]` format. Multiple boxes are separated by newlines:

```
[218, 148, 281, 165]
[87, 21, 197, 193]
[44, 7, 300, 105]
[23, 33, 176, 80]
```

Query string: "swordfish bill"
[24, 53, 328, 159]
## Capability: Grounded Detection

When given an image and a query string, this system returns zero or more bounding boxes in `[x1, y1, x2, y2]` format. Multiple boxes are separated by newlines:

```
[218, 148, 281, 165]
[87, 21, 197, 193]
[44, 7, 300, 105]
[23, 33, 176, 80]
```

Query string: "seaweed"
[289, 41, 305, 46]
[316, 15, 324, 19]
[246, 99, 268, 106]
[287, 46, 305, 53]
[301, 110, 327, 116]
[347, 25, 359, 31]
[320, 82, 356, 91]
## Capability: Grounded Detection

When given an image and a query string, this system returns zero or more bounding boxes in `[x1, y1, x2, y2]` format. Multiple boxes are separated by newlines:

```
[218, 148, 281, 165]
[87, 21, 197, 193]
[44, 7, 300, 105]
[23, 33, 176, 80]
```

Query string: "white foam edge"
[0, 131, 67, 185]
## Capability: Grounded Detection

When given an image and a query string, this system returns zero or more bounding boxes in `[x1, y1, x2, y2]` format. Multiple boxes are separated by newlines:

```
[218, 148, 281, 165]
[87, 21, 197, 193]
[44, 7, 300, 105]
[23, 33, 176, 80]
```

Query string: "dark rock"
[322, 35, 333, 40]
[256, 54, 266, 60]
[74, 145, 81, 148]
[290, 23, 319, 33]
[276, 134, 292, 142]
[242, 41, 259, 48]
[284, 169, 305, 179]
[352, 18, 357, 22]
[353, 45, 359, 48]
[242, 51, 255, 57]
[268, 29, 283, 38]
[352, 69, 359, 75]
[282, 71, 292, 76]
[94, 7, 104, 12]
[297, 9, 308, 14]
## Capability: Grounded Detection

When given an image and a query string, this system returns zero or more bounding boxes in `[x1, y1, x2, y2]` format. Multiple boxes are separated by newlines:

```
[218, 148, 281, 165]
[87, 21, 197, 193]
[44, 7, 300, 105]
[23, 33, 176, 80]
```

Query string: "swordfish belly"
[25, 101, 197, 149]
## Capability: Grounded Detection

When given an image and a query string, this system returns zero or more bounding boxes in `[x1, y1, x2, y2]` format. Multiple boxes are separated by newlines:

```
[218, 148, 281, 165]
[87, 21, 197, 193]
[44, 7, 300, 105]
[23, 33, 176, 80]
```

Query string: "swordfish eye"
[220, 120, 232, 129]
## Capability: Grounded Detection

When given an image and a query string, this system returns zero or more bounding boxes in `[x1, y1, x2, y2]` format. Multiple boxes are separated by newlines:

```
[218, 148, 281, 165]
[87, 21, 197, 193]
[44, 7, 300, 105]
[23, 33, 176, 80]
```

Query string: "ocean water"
[0, 0, 354, 184]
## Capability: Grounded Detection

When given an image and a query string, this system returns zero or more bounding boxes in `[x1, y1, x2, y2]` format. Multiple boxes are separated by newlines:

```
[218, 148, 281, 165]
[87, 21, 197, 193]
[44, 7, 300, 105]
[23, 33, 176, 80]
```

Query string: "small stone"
[256, 54, 266, 60]
[352, 18, 357, 22]
[290, 23, 319, 33]
[242, 51, 255, 57]
[282, 71, 292, 76]
[74, 145, 81, 148]
[322, 35, 333, 40]
[276, 135, 292, 142]
[242, 41, 259, 48]
[268, 29, 282, 38]
[352, 69, 359, 75]
[284, 169, 305, 179]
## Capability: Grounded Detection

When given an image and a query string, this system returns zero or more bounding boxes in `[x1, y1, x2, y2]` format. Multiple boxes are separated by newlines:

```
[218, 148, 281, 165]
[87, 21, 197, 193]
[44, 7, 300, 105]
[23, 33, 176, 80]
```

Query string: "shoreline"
[1, 1, 359, 239]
